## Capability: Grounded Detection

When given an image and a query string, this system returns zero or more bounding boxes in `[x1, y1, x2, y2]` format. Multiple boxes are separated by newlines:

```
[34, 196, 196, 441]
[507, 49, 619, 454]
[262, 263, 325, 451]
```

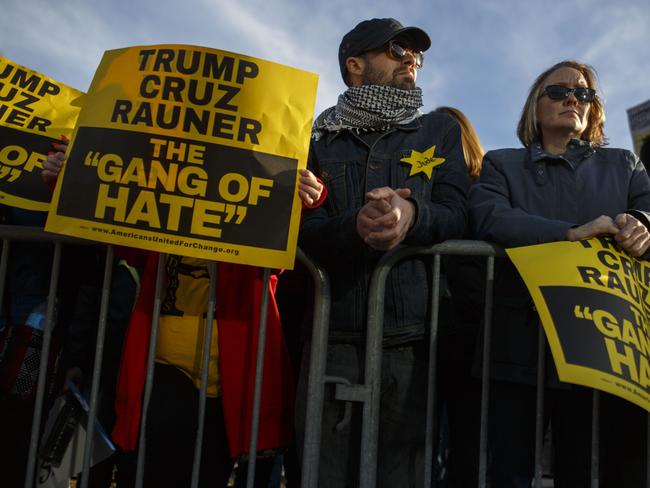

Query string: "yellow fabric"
[155, 256, 220, 397]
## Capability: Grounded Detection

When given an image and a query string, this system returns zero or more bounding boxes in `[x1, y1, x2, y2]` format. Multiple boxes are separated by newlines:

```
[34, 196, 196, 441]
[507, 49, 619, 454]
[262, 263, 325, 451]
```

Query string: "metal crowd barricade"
[5, 223, 650, 487]
[299, 239, 650, 488]
[0, 225, 330, 488]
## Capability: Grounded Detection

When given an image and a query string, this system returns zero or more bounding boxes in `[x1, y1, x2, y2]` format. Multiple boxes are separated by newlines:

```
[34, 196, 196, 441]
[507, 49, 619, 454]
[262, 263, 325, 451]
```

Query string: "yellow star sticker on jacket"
[400, 145, 446, 179]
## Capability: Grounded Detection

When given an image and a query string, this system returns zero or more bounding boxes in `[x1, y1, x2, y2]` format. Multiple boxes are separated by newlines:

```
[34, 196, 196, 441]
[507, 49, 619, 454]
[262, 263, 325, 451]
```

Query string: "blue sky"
[2, 0, 648, 152]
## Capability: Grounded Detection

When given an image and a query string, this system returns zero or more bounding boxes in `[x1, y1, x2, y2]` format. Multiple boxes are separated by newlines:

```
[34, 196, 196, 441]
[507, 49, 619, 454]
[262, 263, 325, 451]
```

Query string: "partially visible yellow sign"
[46, 45, 319, 269]
[508, 238, 650, 412]
[0, 55, 83, 211]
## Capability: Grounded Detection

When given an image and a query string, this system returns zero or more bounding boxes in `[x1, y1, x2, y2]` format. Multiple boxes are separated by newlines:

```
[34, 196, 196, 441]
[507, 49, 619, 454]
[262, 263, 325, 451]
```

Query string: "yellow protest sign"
[0, 55, 83, 211]
[507, 238, 650, 411]
[45, 45, 319, 269]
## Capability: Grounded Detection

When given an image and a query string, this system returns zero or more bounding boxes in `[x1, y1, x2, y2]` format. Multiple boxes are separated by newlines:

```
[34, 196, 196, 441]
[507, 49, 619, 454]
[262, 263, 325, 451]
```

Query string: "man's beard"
[361, 66, 415, 90]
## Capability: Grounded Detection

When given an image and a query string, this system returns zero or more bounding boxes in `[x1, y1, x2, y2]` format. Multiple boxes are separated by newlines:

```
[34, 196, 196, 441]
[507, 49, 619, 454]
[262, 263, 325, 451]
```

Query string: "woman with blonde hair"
[435, 106, 484, 181]
[470, 60, 650, 487]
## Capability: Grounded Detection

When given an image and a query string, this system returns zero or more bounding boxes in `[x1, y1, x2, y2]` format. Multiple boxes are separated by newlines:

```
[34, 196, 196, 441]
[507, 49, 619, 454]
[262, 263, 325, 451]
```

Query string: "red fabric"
[111, 253, 295, 457]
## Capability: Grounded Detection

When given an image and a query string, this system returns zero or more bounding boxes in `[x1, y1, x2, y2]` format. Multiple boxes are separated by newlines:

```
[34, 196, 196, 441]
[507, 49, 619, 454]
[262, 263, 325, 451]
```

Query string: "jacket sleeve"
[404, 121, 468, 245]
[469, 152, 574, 247]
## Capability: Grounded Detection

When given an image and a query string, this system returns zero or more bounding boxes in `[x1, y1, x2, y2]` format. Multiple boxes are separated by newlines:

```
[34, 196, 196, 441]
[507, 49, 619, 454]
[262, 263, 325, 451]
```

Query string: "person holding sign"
[470, 60, 650, 487]
[44, 144, 325, 486]
[299, 18, 468, 488]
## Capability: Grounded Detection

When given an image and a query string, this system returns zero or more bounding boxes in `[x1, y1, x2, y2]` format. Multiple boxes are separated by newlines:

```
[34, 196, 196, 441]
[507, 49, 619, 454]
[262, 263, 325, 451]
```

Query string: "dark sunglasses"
[542, 85, 596, 103]
[386, 40, 424, 69]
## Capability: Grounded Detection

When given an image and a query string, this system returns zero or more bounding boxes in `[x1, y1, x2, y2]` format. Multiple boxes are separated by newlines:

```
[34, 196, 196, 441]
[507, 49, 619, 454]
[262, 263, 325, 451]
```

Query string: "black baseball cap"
[338, 18, 431, 80]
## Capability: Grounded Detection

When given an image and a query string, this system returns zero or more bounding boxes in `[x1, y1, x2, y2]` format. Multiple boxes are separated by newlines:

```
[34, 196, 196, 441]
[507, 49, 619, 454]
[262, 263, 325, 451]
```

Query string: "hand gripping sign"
[508, 237, 650, 412]
[0, 56, 83, 211]
[45, 45, 318, 269]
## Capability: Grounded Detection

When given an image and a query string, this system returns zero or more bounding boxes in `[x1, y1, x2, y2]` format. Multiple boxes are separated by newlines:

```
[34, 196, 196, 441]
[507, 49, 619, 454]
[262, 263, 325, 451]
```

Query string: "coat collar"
[528, 139, 595, 165]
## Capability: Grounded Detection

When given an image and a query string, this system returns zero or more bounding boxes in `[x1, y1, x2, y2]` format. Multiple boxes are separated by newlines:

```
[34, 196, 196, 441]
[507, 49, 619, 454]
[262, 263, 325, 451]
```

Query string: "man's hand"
[357, 197, 391, 240]
[356, 187, 415, 251]
[614, 213, 650, 257]
[566, 215, 619, 242]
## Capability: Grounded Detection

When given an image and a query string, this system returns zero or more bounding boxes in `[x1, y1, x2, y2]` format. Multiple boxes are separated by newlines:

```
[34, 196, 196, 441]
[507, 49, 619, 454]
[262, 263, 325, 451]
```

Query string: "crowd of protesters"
[1, 16, 650, 488]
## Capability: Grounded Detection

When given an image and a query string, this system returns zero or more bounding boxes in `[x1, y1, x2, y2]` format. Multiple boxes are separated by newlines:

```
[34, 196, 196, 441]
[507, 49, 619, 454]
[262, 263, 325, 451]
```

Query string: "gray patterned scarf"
[312, 85, 423, 140]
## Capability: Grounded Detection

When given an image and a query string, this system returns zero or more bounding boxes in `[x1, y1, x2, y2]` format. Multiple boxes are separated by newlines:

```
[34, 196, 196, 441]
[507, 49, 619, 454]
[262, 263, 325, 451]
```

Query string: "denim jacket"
[300, 112, 468, 344]
[469, 141, 650, 383]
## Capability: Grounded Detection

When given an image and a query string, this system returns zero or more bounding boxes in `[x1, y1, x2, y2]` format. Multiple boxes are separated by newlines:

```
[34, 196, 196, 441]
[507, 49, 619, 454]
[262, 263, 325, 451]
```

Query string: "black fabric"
[0, 394, 33, 486]
[145, 364, 233, 488]
[488, 382, 592, 488]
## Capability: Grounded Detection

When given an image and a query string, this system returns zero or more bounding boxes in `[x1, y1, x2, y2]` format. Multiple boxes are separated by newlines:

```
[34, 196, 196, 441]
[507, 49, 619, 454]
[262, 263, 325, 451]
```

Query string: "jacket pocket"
[318, 161, 348, 215]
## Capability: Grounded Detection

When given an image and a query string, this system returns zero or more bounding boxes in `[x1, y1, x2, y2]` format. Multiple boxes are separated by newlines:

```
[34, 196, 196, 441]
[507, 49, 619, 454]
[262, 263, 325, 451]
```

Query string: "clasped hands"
[356, 187, 416, 251]
[566, 214, 650, 258]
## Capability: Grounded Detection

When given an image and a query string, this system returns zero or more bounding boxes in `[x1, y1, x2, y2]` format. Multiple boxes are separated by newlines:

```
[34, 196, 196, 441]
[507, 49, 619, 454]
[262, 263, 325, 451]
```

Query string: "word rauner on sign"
[109, 48, 263, 143]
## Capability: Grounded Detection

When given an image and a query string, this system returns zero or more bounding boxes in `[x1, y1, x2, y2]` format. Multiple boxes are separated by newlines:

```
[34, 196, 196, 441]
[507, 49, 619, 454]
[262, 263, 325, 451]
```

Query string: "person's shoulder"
[419, 111, 457, 130]
[592, 146, 639, 168]
[593, 146, 635, 159]
[484, 148, 526, 164]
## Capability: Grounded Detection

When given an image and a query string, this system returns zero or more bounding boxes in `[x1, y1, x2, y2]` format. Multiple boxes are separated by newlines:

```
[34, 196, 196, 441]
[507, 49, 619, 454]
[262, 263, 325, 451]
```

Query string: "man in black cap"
[299, 18, 468, 487]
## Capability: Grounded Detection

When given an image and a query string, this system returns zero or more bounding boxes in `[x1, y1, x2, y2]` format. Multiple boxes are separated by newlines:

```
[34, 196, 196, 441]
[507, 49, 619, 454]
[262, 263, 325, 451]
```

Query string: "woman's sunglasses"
[385, 40, 424, 69]
[542, 85, 596, 103]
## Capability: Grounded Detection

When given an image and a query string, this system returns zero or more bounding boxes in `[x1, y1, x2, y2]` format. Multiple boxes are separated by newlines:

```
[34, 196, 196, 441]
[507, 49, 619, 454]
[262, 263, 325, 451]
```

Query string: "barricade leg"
[478, 256, 494, 488]
[245, 268, 271, 488]
[298, 249, 330, 488]
[591, 390, 600, 488]
[191, 262, 218, 488]
[424, 254, 441, 487]
[78, 245, 115, 488]
[25, 242, 61, 488]
[135, 253, 166, 488]
[533, 328, 545, 487]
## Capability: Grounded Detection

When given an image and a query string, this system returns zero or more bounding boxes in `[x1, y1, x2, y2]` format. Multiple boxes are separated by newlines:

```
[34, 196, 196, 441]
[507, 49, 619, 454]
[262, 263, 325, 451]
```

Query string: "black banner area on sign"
[57, 127, 297, 250]
[0, 125, 53, 205]
[541, 286, 650, 380]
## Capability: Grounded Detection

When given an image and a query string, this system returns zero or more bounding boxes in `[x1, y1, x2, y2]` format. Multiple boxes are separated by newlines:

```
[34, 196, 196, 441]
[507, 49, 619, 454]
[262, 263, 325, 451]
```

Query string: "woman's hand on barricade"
[614, 213, 650, 257]
[565, 215, 619, 242]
